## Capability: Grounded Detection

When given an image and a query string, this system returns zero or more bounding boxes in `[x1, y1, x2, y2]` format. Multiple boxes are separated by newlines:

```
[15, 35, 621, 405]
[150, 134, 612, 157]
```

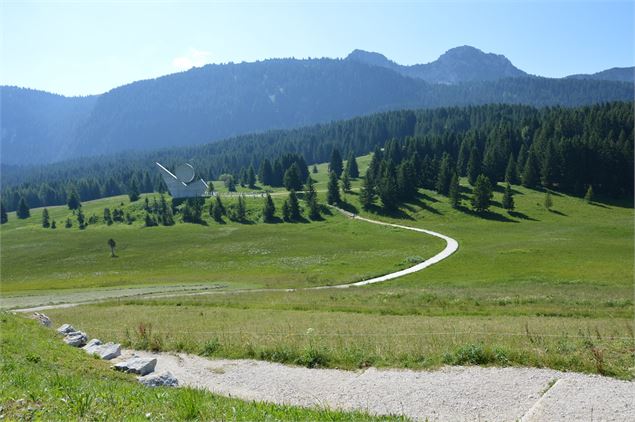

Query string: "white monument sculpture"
[156, 162, 209, 198]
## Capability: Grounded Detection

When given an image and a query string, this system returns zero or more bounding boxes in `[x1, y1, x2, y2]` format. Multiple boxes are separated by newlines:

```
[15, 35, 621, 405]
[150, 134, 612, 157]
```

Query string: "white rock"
[56, 324, 75, 335]
[63, 331, 87, 347]
[139, 371, 179, 387]
[93, 343, 121, 360]
[32, 313, 51, 327]
[83, 339, 102, 353]
[114, 357, 157, 375]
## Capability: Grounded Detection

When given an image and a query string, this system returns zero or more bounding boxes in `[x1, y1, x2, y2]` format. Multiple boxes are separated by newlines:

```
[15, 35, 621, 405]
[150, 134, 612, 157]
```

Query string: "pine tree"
[262, 193, 276, 223]
[347, 154, 359, 178]
[236, 195, 247, 222]
[544, 191, 553, 210]
[449, 172, 461, 209]
[341, 170, 351, 192]
[51, 220, 56, 229]
[211, 195, 224, 222]
[327, 171, 341, 205]
[502, 182, 515, 211]
[281, 200, 291, 222]
[466, 147, 481, 186]
[103, 208, 113, 225]
[247, 166, 257, 189]
[504, 153, 518, 185]
[522, 149, 539, 188]
[541, 141, 558, 188]
[283, 163, 303, 191]
[128, 179, 140, 202]
[16, 197, 30, 219]
[65, 218, 72, 228]
[42, 208, 50, 228]
[0, 202, 7, 224]
[378, 163, 399, 211]
[144, 212, 157, 227]
[329, 148, 344, 177]
[312, 164, 318, 174]
[308, 194, 321, 220]
[359, 176, 376, 210]
[259, 159, 274, 186]
[457, 139, 470, 176]
[436, 153, 453, 195]
[471, 174, 493, 212]
[67, 189, 81, 210]
[287, 190, 301, 221]
[77, 208, 86, 229]
[305, 176, 316, 202]
[107, 238, 116, 257]
[584, 186, 594, 204]
[239, 168, 247, 187]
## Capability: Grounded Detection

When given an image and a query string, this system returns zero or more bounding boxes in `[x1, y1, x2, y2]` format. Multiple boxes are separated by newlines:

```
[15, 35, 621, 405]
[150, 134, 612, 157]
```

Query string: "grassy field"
[4, 154, 634, 379]
[0, 312, 403, 421]
[0, 189, 440, 298]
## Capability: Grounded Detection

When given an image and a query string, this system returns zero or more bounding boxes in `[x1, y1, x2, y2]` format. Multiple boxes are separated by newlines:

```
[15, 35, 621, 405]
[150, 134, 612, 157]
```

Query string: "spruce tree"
[466, 147, 481, 186]
[544, 191, 553, 210]
[236, 195, 247, 222]
[283, 163, 303, 191]
[0, 202, 7, 224]
[584, 186, 593, 204]
[327, 171, 341, 205]
[259, 159, 273, 186]
[504, 153, 518, 185]
[502, 182, 515, 211]
[341, 170, 351, 193]
[65, 218, 72, 228]
[378, 163, 399, 211]
[471, 174, 493, 212]
[128, 179, 140, 202]
[456, 139, 470, 176]
[308, 194, 321, 220]
[211, 195, 224, 222]
[104, 208, 113, 225]
[449, 172, 461, 209]
[522, 149, 539, 188]
[67, 189, 81, 210]
[329, 148, 344, 177]
[51, 220, 56, 229]
[42, 208, 50, 228]
[359, 175, 376, 210]
[108, 238, 116, 257]
[281, 200, 291, 222]
[262, 193, 276, 223]
[436, 153, 453, 195]
[247, 166, 257, 189]
[541, 141, 558, 188]
[305, 176, 316, 202]
[77, 208, 86, 229]
[16, 197, 30, 219]
[288, 190, 301, 221]
[312, 164, 318, 174]
[347, 154, 359, 178]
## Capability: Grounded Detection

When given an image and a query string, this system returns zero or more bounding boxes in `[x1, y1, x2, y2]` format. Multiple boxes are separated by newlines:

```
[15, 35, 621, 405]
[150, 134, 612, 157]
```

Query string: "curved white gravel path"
[13, 208, 458, 311]
[119, 349, 634, 421]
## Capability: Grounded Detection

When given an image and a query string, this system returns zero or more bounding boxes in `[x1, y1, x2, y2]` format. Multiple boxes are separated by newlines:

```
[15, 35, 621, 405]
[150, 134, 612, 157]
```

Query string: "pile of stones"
[36, 313, 178, 388]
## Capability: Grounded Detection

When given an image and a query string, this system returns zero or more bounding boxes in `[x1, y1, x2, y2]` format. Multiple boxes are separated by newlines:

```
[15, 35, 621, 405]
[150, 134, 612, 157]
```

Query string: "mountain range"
[1, 46, 633, 165]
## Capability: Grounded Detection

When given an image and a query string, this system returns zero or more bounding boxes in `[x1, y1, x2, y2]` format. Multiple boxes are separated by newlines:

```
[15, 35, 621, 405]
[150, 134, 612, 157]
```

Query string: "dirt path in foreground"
[117, 349, 633, 421]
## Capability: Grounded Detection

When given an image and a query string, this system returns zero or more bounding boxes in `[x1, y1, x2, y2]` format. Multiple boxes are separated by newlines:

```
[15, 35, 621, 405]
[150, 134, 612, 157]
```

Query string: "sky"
[1, 0, 633, 97]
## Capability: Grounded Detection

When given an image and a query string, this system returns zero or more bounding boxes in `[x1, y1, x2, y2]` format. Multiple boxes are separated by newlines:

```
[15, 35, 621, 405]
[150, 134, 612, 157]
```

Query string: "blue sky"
[2, 0, 633, 96]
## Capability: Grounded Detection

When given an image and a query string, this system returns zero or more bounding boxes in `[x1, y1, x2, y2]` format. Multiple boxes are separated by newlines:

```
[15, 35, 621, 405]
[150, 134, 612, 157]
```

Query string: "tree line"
[2, 101, 632, 213]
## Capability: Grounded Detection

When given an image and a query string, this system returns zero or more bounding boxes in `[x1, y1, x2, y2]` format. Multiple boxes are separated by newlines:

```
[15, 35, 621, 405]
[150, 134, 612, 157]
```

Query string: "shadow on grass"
[420, 192, 440, 203]
[365, 204, 414, 220]
[459, 206, 518, 223]
[508, 211, 539, 221]
[262, 216, 284, 224]
[548, 209, 567, 216]
[406, 193, 443, 215]
[589, 202, 610, 209]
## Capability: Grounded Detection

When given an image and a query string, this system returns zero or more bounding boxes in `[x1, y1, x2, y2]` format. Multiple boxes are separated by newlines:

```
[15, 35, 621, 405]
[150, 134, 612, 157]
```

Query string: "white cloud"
[172, 48, 213, 71]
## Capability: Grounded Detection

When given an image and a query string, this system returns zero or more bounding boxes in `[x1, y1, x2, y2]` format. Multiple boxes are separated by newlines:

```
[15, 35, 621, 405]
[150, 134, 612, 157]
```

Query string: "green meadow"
[3, 155, 634, 378]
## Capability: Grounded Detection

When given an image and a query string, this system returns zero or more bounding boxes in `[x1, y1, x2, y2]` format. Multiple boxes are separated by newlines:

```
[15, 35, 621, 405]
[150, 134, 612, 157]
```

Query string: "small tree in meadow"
[544, 191, 553, 211]
[65, 218, 72, 228]
[359, 176, 375, 210]
[502, 182, 515, 211]
[107, 238, 116, 257]
[51, 220, 56, 229]
[210, 195, 225, 222]
[327, 171, 341, 205]
[262, 193, 276, 223]
[41, 208, 50, 228]
[17, 197, 30, 219]
[67, 189, 81, 210]
[0, 202, 8, 224]
[471, 174, 493, 213]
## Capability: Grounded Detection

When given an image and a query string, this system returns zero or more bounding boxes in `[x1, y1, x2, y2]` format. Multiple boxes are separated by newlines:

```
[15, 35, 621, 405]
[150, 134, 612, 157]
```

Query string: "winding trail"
[11, 207, 458, 312]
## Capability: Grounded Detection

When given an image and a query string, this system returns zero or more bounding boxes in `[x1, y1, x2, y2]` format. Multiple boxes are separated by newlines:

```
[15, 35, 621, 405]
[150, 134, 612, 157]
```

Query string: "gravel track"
[118, 349, 634, 421]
